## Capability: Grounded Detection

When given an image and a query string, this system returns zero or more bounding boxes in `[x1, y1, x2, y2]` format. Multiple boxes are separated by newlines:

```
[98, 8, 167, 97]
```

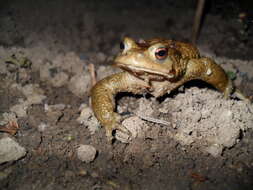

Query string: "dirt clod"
[115, 116, 149, 143]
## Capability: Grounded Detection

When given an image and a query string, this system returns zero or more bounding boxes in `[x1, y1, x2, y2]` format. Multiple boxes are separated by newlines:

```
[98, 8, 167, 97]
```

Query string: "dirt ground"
[0, 0, 253, 189]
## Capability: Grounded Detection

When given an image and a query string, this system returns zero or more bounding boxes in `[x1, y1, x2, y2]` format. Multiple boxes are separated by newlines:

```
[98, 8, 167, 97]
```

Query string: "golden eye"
[155, 47, 168, 60]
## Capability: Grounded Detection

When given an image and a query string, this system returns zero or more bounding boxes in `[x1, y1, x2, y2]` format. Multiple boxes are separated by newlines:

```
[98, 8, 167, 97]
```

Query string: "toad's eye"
[120, 41, 125, 50]
[155, 47, 168, 60]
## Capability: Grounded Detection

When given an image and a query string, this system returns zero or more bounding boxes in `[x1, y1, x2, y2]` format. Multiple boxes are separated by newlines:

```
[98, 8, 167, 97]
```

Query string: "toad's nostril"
[120, 42, 125, 50]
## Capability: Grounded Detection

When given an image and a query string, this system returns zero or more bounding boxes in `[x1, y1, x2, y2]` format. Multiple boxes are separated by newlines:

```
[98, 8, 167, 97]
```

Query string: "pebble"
[68, 73, 90, 98]
[51, 72, 69, 87]
[0, 137, 26, 164]
[205, 144, 223, 157]
[37, 122, 48, 132]
[77, 105, 100, 134]
[77, 144, 97, 163]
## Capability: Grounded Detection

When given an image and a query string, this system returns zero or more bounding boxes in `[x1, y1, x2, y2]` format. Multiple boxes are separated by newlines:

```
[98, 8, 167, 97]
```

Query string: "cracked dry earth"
[1, 0, 253, 190]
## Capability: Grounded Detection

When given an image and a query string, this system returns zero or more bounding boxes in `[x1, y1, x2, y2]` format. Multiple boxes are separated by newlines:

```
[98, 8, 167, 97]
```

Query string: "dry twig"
[191, 0, 206, 44]
[88, 63, 97, 107]
[134, 111, 171, 126]
[88, 63, 97, 86]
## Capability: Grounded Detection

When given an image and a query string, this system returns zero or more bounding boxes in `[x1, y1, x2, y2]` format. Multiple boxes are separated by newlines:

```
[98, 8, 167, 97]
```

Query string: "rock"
[0, 112, 17, 126]
[0, 57, 8, 74]
[78, 169, 88, 176]
[8, 84, 46, 118]
[68, 73, 90, 98]
[216, 125, 240, 148]
[174, 132, 194, 146]
[52, 52, 86, 75]
[44, 104, 66, 123]
[44, 103, 66, 112]
[39, 61, 53, 81]
[77, 104, 100, 134]
[37, 122, 48, 132]
[77, 145, 97, 163]
[15, 83, 46, 105]
[19, 84, 44, 98]
[10, 101, 28, 118]
[96, 52, 107, 62]
[17, 68, 32, 84]
[0, 137, 26, 164]
[205, 144, 223, 157]
[51, 72, 69, 87]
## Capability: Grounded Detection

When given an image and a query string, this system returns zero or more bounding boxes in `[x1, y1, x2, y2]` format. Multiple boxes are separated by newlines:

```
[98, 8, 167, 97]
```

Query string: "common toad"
[91, 37, 241, 141]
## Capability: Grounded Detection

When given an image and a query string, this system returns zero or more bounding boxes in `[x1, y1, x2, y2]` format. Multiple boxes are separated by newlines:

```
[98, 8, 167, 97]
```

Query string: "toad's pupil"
[157, 50, 166, 57]
[120, 42, 125, 50]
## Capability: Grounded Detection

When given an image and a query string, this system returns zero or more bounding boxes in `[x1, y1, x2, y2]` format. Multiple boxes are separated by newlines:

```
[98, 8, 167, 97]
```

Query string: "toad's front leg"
[91, 72, 149, 141]
[184, 57, 233, 98]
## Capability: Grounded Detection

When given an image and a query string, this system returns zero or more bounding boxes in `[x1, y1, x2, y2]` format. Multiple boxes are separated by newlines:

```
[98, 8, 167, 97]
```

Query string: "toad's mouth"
[115, 62, 174, 79]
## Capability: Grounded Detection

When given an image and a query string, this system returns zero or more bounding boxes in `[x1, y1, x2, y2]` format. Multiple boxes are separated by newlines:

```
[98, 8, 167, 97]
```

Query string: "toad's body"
[91, 37, 233, 140]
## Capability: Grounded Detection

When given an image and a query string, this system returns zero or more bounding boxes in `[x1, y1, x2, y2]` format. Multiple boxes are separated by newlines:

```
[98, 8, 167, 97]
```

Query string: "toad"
[91, 37, 246, 141]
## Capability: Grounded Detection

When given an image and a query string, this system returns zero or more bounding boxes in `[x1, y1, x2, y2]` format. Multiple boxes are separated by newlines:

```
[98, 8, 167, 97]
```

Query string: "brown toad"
[91, 37, 244, 141]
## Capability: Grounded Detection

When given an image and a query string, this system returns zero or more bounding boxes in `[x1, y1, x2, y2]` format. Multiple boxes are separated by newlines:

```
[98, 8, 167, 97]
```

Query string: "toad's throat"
[115, 62, 174, 79]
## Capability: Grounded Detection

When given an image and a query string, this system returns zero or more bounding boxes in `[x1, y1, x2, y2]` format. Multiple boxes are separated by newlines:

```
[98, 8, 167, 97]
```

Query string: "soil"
[0, 0, 253, 190]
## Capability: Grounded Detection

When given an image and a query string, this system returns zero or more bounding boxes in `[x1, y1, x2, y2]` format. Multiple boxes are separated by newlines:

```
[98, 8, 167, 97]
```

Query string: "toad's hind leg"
[185, 57, 233, 98]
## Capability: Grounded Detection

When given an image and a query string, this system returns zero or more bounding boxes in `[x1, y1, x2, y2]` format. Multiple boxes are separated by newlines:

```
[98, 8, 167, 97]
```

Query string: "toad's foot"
[233, 89, 252, 104]
[103, 113, 132, 142]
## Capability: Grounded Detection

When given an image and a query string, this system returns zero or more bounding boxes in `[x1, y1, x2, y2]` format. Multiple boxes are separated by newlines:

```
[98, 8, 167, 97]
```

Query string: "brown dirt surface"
[0, 0, 253, 190]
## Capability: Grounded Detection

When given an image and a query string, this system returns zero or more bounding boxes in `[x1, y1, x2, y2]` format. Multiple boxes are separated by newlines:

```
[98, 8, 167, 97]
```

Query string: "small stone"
[96, 52, 107, 62]
[78, 169, 88, 176]
[142, 154, 154, 168]
[174, 133, 194, 146]
[39, 62, 54, 81]
[18, 68, 31, 84]
[0, 112, 17, 125]
[90, 171, 99, 178]
[0, 60, 7, 74]
[10, 102, 28, 118]
[51, 72, 69, 87]
[205, 144, 223, 157]
[77, 145, 97, 163]
[0, 137, 26, 164]
[77, 104, 100, 134]
[191, 111, 202, 122]
[37, 122, 48, 132]
[45, 109, 63, 123]
[44, 103, 66, 123]
[44, 103, 66, 112]
[26, 94, 46, 105]
[19, 84, 44, 98]
[68, 73, 90, 98]
[15, 84, 46, 105]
